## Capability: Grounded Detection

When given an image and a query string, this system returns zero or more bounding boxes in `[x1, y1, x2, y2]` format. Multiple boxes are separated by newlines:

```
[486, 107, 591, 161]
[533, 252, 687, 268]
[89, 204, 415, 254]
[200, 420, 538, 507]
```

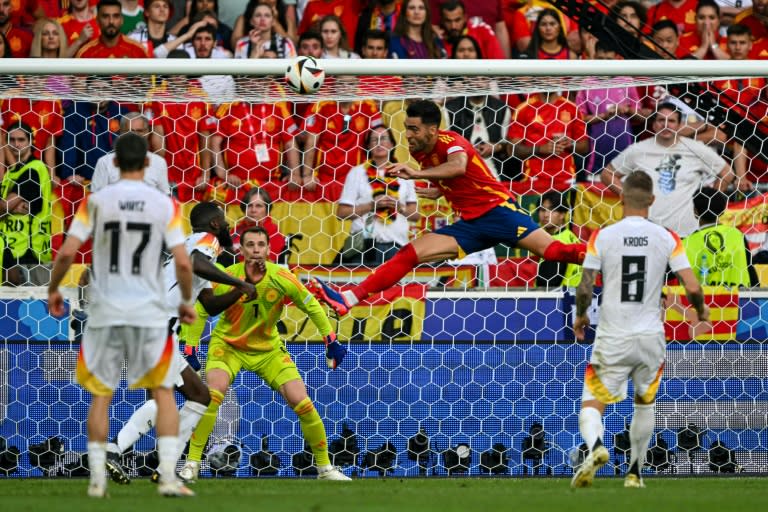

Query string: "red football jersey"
[215, 101, 298, 184]
[1, 98, 64, 158]
[507, 95, 587, 192]
[411, 130, 511, 221]
[59, 13, 101, 44]
[303, 100, 383, 186]
[3, 26, 32, 57]
[647, 0, 698, 36]
[442, 18, 505, 59]
[75, 34, 148, 58]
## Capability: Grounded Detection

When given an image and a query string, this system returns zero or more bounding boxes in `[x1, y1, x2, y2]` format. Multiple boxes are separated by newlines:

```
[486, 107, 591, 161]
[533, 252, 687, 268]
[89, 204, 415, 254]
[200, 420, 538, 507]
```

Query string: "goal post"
[0, 59, 767, 478]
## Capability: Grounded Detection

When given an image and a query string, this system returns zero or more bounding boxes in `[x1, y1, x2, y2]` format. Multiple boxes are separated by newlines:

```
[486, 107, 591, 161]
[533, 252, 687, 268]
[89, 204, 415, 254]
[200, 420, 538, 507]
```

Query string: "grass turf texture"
[1, 477, 764, 512]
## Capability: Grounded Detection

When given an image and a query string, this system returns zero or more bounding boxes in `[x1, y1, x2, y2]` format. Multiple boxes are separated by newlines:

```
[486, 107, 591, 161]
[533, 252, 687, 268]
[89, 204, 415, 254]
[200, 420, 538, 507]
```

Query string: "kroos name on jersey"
[623, 236, 648, 247]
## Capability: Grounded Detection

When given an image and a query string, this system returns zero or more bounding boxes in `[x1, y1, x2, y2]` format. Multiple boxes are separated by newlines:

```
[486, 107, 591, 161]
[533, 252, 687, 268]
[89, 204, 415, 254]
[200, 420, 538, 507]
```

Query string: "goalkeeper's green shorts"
[206, 336, 301, 390]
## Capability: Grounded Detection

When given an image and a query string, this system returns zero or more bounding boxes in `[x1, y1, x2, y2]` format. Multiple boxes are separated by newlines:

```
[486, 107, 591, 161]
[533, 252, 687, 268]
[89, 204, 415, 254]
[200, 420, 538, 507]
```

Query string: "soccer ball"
[285, 56, 325, 94]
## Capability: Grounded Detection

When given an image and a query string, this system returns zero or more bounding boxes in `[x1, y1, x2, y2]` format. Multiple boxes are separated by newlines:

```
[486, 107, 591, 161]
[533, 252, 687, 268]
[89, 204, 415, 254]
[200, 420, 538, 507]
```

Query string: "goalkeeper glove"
[324, 332, 347, 370]
[182, 344, 201, 371]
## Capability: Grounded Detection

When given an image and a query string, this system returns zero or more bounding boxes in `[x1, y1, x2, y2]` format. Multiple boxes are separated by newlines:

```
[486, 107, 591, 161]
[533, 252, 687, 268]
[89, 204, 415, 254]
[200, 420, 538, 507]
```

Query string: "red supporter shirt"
[709, 78, 768, 120]
[75, 34, 148, 58]
[215, 101, 298, 184]
[506, 1, 576, 46]
[750, 37, 768, 59]
[146, 86, 215, 201]
[431, 0, 503, 28]
[298, 0, 361, 48]
[59, 12, 101, 44]
[303, 100, 383, 185]
[647, 0, 698, 36]
[507, 95, 587, 192]
[1, 98, 64, 158]
[3, 25, 32, 57]
[411, 130, 511, 221]
[734, 11, 768, 41]
[442, 17, 505, 59]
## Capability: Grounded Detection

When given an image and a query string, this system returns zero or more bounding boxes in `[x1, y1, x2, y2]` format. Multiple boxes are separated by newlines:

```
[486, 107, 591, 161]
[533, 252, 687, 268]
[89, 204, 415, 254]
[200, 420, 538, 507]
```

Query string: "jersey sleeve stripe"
[586, 228, 600, 256]
[446, 145, 465, 155]
[73, 196, 91, 228]
[667, 229, 686, 258]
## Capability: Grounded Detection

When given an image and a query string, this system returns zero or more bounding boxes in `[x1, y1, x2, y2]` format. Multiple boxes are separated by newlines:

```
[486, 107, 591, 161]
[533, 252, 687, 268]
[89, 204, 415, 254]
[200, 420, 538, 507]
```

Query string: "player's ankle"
[592, 439, 604, 452]
[627, 460, 640, 477]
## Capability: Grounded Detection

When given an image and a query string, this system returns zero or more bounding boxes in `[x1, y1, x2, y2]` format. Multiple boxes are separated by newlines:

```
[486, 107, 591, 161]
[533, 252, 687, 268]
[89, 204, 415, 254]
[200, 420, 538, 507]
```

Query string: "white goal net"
[0, 59, 766, 478]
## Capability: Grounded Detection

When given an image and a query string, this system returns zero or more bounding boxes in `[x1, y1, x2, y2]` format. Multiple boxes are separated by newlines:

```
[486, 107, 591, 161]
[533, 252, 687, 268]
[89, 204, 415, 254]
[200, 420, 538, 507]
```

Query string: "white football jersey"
[68, 180, 185, 328]
[91, 151, 171, 195]
[164, 231, 222, 314]
[583, 216, 690, 336]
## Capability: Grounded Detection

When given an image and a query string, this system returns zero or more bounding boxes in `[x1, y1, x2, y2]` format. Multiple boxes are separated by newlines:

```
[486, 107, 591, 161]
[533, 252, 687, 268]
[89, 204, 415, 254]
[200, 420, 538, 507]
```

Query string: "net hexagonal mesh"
[1, 61, 767, 479]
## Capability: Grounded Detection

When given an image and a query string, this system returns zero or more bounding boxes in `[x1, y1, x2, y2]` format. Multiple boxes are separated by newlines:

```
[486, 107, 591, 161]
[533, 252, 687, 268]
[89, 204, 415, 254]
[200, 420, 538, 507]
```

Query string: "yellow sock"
[293, 398, 330, 466]
[188, 388, 224, 462]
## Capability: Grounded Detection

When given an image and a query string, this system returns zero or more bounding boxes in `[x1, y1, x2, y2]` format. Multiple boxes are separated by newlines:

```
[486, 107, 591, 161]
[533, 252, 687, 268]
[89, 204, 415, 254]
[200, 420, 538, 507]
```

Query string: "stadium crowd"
[1, 0, 767, 286]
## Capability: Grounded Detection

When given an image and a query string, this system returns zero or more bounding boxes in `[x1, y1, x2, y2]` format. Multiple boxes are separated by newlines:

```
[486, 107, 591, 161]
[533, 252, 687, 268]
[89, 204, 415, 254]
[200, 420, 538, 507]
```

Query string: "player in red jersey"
[308, 100, 587, 315]
[74, 0, 148, 58]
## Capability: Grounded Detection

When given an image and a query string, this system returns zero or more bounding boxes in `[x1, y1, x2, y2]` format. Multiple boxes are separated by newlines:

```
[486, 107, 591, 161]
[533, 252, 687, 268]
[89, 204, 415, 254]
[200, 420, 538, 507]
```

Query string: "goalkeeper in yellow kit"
[179, 226, 350, 481]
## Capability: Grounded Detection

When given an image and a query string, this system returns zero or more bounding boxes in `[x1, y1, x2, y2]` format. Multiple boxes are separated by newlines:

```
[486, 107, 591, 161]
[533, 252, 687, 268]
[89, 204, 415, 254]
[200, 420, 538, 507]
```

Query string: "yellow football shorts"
[205, 336, 301, 390]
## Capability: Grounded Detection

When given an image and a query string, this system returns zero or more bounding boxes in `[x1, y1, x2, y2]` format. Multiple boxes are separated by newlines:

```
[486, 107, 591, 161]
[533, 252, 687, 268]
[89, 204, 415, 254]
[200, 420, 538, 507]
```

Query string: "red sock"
[352, 243, 419, 301]
[542, 240, 587, 265]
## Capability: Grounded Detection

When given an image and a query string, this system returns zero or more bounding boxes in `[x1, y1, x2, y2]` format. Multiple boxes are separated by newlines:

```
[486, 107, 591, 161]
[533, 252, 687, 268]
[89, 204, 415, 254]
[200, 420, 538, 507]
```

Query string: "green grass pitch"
[1, 477, 765, 512]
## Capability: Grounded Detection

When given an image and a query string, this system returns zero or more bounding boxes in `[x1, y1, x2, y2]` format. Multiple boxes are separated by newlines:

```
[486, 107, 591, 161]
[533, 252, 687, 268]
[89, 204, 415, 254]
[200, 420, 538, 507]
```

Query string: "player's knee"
[180, 367, 210, 405]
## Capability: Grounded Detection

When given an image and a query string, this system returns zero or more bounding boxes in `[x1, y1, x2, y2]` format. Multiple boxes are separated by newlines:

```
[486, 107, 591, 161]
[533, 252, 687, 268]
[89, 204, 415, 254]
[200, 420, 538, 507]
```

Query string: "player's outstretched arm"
[197, 287, 249, 317]
[574, 268, 598, 341]
[289, 277, 347, 369]
[191, 252, 257, 298]
[47, 234, 85, 317]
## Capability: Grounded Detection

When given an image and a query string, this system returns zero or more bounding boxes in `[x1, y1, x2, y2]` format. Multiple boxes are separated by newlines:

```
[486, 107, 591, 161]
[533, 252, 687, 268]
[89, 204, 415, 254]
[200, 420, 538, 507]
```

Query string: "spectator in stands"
[145, 50, 216, 202]
[74, 0, 148, 58]
[232, 186, 285, 262]
[320, 14, 359, 58]
[211, 98, 300, 204]
[58, 0, 100, 47]
[444, 38, 512, 179]
[734, 0, 768, 51]
[59, 76, 131, 224]
[0, 122, 53, 286]
[119, 0, 144, 34]
[336, 125, 418, 266]
[91, 112, 170, 194]
[30, 18, 69, 57]
[1, 95, 64, 180]
[505, 0, 576, 57]
[680, 0, 728, 60]
[171, 0, 233, 52]
[651, 19, 681, 58]
[536, 191, 582, 288]
[610, 1, 647, 38]
[301, 99, 384, 201]
[520, 8, 576, 60]
[505, 91, 589, 193]
[601, 102, 734, 237]
[575, 39, 640, 176]
[232, 0, 297, 49]
[234, 1, 297, 59]
[185, 14, 232, 57]
[360, 28, 389, 58]
[188, 23, 235, 100]
[298, 0, 359, 50]
[0, 30, 10, 59]
[647, 0, 698, 36]
[389, 0, 445, 59]
[297, 28, 322, 57]
[0, 0, 33, 57]
[354, 0, 401, 55]
[683, 186, 758, 287]
[431, 0, 510, 57]
[712, 24, 761, 193]
[439, 0, 505, 59]
[28, 18, 72, 95]
[127, 0, 180, 57]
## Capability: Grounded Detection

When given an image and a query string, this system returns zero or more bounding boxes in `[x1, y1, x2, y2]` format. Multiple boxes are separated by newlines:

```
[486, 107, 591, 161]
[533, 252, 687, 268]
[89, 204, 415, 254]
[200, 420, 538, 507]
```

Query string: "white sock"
[341, 290, 359, 307]
[88, 441, 107, 486]
[175, 401, 208, 462]
[629, 403, 656, 473]
[579, 406, 604, 452]
[116, 399, 157, 452]
[157, 436, 180, 483]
